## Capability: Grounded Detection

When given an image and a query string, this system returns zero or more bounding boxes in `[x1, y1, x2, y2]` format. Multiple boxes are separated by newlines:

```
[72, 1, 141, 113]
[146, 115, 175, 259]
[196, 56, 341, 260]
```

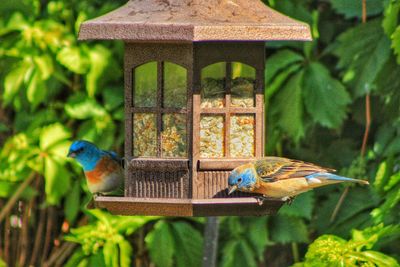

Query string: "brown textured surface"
[78, 0, 311, 41]
[126, 170, 189, 198]
[95, 197, 284, 216]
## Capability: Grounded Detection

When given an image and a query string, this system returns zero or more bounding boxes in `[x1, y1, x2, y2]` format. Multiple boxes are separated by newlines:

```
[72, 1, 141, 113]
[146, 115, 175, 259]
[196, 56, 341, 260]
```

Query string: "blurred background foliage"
[0, 0, 400, 266]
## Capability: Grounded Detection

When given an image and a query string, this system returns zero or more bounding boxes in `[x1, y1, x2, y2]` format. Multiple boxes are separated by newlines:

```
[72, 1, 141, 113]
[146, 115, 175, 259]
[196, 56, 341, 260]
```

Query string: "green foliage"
[65, 210, 156, 267]
[330, 0, 384, 19]
[219, 217, 271, 267]
[145, 220, 203, 267]
[1, 0, 400, 266]
[295, 225, 400, 267]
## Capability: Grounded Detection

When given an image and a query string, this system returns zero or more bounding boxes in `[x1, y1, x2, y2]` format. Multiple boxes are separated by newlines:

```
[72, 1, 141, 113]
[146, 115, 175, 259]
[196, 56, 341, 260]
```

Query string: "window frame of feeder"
[131, 61, 189, 159]
[199, 61, 260, 159]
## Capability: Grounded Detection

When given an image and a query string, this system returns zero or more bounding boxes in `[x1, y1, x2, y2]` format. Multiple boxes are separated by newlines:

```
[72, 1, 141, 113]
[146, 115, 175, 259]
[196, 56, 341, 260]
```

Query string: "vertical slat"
[157, 62, 163, 158]
[225, 62, 232, 157]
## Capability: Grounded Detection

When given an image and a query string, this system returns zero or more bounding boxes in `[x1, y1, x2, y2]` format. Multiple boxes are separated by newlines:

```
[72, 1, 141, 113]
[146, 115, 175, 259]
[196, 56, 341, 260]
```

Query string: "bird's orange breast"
[85, 157, 119, 184]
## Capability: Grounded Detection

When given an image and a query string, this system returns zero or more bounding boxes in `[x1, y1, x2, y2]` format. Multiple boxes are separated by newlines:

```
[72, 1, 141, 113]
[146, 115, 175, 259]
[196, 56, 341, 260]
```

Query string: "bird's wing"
[254, 157, 335, 182]
[103, 150, 125, 168]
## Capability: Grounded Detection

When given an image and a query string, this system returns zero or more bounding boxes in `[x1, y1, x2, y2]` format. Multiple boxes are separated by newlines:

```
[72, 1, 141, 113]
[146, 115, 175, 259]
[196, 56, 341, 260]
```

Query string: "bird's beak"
[67, 152, 76, 158]
[228, 185, 238, 195]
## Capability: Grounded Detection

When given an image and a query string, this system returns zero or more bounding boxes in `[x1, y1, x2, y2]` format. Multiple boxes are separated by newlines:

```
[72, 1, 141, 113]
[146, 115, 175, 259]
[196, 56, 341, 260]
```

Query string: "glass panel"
[133, 113, 157, 157]
[230, 115, 255, 157]
[201, 62, 226, 108]
[231, 62, 256, 108]
[134, 62, 157, 107]
[163, 62, 187, 108]
[161, 114, 187, 158]
[200, 115, 224, 158]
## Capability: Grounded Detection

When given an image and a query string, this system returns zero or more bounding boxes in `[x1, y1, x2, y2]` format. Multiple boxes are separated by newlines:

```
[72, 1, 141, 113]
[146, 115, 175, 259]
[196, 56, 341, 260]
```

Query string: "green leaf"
[221, 240, 258, 267]
[246, 217, 271, 260]
[279, 191, 315, 220]
[26, 69, 46, 108]
[44, 156, 71, 205]
[118, 239, 132, 267]
[330, 0, 384, 19]
[40, 123, 71, 151]
[145, 221, 174, 267]
[34, 55, 54, 80]
[171, 222, 203, 267]
[64, 180, 81, 224]
[392, 26, 400, 64]
[382, 0, 400, 36]
[102, 87, 124, 111]
[303, 62, 351, 128]
[86, 45, 111, 97]
[103, 241, 119, 267]
[265, 49, 304, 84]
[270, 215, 309, 243]
[3, 63, 30, 105]
[333, 20, 391, 97]
[354, 251, 400, 267]
[373, 160, 393, 194]
[64, 248, 88, 267]
[65, 93, 107, 119]
[265, 63, 301, 99]
[272, 71, 305, 142]
[56, 46, 90, 74]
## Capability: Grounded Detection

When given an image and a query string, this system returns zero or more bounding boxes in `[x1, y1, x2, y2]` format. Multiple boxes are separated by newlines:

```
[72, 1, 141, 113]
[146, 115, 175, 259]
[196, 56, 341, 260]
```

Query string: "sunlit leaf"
[86, 45, 111, 97]
[40, 123, 71, 151]
[65, 93, 107, 119]
[392, 26, 400, 64]
[118, 239, 132, 267]
[382, 0, 400, 36]
[3, 62, 30, 105]
[56, 46, 89, 74]
[103, 242, 119, 267]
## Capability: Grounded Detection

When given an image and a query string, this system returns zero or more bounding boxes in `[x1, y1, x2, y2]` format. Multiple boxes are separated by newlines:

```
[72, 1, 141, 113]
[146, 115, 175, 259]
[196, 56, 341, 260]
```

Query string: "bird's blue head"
[228, 163, 257, 194]
[67, 140, 102, 171]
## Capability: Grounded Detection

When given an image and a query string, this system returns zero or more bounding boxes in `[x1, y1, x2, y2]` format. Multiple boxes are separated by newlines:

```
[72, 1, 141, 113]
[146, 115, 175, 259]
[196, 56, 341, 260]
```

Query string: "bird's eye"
[238, 178, 242, 183]
[76, 147, 84, 154]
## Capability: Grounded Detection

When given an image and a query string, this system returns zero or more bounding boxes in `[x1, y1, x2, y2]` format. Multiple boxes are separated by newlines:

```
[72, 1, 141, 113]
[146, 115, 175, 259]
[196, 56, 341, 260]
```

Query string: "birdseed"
[200, 115, 224, 158]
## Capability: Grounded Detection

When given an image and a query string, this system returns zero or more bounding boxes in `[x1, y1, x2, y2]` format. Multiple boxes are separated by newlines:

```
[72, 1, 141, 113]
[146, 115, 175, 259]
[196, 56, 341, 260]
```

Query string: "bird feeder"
[78, 0, 311, 216]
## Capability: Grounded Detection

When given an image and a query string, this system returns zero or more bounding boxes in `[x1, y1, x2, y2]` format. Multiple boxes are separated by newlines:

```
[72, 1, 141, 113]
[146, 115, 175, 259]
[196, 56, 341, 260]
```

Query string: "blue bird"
[67, 140, 124, 196]
[228, 157, 369, 202]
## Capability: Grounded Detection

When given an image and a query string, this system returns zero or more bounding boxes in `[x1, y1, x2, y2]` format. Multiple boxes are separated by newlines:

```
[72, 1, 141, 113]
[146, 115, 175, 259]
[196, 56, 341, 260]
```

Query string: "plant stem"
[0, 172, 36, 223]
[291, 242, 300, 263]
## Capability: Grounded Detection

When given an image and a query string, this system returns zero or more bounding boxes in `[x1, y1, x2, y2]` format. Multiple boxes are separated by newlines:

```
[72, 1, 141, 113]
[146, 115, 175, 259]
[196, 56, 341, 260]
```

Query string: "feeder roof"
[78, 0, 312, 42]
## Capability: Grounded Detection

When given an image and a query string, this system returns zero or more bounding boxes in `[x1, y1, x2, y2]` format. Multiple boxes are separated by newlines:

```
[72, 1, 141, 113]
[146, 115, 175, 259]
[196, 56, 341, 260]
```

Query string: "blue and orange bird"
[67, 140, 124, 197]
[228, 157, 369, 202]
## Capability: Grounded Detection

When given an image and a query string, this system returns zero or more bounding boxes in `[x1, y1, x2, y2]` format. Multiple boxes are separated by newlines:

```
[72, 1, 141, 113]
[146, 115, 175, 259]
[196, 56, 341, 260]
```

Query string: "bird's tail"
[307, 173, 369, 185]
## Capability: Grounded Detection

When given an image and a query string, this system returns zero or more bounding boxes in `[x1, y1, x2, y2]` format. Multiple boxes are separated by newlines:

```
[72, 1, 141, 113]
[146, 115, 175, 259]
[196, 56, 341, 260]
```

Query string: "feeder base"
[94, 197, 284, 216]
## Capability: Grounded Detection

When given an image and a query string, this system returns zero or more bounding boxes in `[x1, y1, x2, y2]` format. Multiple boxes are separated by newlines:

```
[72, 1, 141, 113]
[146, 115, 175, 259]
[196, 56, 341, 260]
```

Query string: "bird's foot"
[255, 196, 269, 206]
[281, 196, 295, 205]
